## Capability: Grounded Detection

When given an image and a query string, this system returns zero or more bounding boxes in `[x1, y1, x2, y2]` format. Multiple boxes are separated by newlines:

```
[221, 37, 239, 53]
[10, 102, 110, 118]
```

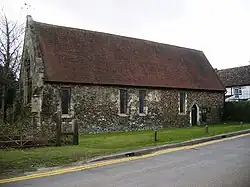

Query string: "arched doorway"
[191, 104, 198, 126]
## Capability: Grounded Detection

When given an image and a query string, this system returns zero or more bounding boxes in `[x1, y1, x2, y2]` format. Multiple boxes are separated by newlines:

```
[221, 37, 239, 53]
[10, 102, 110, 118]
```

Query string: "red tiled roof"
[33, 21, 225, 91]
[216, 65, 250, 87]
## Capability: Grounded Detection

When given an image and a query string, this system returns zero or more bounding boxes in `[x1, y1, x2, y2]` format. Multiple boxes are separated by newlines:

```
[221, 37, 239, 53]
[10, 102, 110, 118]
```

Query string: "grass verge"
[1, 123, 249, 176]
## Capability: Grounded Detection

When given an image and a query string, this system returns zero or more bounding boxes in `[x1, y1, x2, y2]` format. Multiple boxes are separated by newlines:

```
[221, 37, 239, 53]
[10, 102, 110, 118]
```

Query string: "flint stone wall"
[41, 83, 224, 133]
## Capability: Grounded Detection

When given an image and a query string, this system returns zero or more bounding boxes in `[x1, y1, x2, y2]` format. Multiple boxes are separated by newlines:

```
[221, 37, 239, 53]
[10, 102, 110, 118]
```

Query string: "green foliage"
[1, 123, 250, 175]
[223, 101, 250, 122]
[5, 86, 16, 106]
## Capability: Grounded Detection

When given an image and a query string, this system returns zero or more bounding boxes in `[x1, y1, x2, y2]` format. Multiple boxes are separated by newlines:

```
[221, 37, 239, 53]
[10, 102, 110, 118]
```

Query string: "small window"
[25, 58, 32, 104]
[179, 92, 186, 114]
[120, 89, 127, 114]
[27, 79, 32, 104]
[201, 108, 207, 122]
[61, 87, 71, 115]
[139, 90, 146, 114]
[234, 87, 242, 96]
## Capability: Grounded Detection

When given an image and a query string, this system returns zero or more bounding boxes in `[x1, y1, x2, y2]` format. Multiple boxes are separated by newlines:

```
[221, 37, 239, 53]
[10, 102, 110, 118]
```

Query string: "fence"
[0, 111, 79, 149]
[55, 112, 79, 146]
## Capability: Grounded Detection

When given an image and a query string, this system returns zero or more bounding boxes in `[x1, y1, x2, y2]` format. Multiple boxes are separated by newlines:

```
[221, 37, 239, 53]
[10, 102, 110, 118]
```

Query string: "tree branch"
[10, 42, 21, 60]
[7, 22, 17, 35]
[0, 37, 7, 52]
[0, 10, 23, 80]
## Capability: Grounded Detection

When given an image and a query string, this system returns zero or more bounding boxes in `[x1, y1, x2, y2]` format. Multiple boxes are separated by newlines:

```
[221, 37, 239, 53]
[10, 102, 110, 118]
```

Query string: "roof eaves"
[44, 80, 225, 92]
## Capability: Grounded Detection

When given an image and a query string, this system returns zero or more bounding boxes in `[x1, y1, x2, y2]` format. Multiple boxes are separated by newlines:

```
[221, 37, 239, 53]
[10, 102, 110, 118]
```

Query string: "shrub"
[223, 101, 250, 122]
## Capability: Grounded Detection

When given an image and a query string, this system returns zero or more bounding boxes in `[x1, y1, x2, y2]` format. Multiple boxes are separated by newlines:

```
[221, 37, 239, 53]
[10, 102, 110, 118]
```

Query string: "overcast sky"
[1, 0, 250, 69]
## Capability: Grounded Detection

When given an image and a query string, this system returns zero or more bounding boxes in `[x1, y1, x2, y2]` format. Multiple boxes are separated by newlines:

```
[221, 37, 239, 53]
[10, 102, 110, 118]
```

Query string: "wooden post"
[154, 130, 158, 143]
[205, 124, 208, 134]
[20, 135, 23, 147]
[11, 101, 15, 125]
[56, 111, 62, 146]
[73, 119, 79, 145]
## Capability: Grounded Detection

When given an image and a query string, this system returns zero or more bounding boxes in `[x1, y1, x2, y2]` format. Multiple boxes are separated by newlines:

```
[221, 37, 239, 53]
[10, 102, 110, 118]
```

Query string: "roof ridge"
[218, 65, 250, 71]
[34, 20, 202, 53]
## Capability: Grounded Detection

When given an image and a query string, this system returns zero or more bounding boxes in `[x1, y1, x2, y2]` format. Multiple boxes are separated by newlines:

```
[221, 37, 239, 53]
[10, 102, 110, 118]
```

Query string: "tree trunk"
[4, 99, 7, 120]
[1, 84, 5, 120]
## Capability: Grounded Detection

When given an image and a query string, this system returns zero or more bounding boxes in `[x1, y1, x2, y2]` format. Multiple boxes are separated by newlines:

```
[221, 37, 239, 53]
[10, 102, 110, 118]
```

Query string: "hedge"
[223, 101, 250, 122]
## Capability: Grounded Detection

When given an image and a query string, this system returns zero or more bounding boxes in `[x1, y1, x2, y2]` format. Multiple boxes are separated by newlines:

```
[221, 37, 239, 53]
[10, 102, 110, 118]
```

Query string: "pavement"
[1, 133, 250, 187]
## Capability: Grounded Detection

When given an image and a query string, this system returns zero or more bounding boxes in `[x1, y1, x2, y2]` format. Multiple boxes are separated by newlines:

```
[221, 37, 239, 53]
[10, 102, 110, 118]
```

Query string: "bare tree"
[0, 10, 24, 120]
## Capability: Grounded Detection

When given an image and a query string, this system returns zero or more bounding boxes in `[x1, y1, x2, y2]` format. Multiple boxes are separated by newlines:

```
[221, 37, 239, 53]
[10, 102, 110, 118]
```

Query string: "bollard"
[56, 111, 62, 146]
[73, 119, 79, 145]
[154, 130, 158, 142]
[205, 124, 208, 134]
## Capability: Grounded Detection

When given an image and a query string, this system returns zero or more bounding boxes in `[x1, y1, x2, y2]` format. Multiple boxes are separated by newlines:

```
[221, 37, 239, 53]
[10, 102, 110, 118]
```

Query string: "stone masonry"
[41, 83, 224, 133]
[20, 15, 44, 127]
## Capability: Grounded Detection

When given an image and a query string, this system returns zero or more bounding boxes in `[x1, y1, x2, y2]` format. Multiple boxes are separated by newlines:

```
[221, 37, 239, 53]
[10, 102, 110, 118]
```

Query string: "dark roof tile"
[217, 65, 250, 87]
[33, 21, 225, 91]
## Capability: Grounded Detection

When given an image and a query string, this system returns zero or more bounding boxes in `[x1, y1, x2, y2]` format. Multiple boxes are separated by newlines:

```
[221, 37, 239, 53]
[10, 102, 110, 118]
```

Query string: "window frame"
[234, 87, 242, 96]
[24, 57, 32, 104]
[139, 90, 146, 115]
[179, 92, 187, 115]
[61, 87, 71, 115]
[27, 79, 32, 104]
[119, 89, 128, 115]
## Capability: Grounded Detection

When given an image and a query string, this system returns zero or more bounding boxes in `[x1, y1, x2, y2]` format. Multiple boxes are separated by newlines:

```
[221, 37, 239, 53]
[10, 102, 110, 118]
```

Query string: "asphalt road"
[2, 135, 250, 187]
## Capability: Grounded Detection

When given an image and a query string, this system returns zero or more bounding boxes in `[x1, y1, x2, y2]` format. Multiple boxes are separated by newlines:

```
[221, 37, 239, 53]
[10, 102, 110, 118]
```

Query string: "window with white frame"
[234, 87, 242, 96]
